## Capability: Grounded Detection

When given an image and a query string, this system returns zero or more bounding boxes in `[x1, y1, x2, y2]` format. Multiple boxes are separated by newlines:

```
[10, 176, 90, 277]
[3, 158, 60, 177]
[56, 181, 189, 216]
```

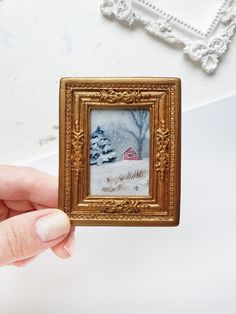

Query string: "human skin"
[0, 165, 74, 267]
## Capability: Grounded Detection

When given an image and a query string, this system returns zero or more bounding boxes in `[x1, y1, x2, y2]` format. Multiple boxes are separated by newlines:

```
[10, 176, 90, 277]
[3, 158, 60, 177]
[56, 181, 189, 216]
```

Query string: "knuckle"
[4, 224, 28, 261]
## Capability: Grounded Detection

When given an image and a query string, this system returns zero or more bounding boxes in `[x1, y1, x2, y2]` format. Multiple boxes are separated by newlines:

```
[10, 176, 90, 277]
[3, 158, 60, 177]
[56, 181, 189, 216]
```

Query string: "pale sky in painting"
[90, 109, 150, 136]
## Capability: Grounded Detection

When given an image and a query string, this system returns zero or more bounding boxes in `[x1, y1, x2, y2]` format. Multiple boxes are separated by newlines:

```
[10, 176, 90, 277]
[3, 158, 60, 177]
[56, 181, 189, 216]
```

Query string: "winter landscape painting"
[89, 109, 150, 196]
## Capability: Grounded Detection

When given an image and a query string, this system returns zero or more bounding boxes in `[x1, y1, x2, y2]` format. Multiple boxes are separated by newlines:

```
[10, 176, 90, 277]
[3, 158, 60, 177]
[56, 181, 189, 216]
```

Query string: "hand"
[0, 165, 74, 267]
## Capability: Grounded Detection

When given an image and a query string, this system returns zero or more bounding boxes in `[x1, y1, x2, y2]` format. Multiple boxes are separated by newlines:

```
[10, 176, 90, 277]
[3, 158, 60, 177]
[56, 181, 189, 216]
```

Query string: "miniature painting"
[89, 109, 150, 196]
[59, 77, 181, 226]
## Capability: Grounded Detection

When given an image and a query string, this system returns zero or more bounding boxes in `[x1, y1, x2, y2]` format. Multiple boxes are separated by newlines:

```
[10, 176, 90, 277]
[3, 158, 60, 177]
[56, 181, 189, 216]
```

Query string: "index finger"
[0, 165, 58, 208]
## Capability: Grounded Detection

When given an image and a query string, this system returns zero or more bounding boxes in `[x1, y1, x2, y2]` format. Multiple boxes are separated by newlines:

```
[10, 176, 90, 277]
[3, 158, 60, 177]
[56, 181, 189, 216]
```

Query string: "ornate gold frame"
[59, 77, 181, 226]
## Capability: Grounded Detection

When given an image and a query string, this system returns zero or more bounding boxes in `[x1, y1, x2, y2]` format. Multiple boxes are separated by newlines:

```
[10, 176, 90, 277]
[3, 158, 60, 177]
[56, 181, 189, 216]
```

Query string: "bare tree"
[123, 110, 149, 159]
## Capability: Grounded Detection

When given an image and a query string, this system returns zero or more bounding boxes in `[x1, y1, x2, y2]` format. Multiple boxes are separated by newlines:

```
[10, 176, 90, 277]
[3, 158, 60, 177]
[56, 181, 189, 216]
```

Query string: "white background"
[0, 95, 236, 314]
[0, 0, 236, 163]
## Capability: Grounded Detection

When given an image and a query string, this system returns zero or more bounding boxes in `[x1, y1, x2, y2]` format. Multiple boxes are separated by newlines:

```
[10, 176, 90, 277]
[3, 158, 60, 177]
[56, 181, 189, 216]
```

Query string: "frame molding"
[59, 77, 181, 226]
[100, 0, 236, 73]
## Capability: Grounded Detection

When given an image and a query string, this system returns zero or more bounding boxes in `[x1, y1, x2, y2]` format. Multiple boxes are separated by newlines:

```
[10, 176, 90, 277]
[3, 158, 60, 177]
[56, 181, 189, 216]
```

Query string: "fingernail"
[64, 228, 75, 256]
[36, 212, 70, 242]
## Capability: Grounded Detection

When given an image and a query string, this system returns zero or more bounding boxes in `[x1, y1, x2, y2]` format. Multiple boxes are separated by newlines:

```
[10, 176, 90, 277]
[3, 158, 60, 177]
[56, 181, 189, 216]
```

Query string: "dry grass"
[105, 169, 145, 184]
[101, 184, 124, 193]
[102, 169, 147, 192]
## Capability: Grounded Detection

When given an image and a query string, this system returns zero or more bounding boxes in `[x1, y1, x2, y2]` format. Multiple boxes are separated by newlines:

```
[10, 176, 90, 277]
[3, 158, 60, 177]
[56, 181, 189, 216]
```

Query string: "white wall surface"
[0, 0, 236, 164]
[0, 95, 235, 314]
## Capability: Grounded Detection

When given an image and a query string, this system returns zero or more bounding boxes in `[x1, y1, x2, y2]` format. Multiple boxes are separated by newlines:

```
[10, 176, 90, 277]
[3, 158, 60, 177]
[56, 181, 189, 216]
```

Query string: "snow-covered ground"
[90, 159, 149, 196]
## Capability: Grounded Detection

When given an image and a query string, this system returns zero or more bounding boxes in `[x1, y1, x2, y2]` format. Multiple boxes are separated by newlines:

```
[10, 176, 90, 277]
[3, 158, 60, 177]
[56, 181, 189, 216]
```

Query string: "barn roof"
[121, 146, 139, 156]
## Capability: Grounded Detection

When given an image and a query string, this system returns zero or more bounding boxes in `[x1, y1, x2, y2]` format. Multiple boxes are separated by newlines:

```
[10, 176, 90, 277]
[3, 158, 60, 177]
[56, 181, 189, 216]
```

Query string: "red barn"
[122, 147, 140, 160]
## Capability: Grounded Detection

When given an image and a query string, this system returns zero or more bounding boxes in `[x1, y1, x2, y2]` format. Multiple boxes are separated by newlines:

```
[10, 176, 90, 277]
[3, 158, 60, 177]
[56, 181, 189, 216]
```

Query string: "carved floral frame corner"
[100, 0, 236, 74]
[59, 77, 181, 226]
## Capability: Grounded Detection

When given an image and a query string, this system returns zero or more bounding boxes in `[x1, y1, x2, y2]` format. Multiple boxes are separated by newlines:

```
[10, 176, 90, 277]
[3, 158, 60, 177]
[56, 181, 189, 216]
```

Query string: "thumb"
[0, 209, 70, 266]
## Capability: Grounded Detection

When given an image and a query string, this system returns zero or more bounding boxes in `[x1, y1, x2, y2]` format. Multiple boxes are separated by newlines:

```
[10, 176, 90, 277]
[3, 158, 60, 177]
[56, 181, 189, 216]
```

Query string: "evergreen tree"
[90, 126, 117, 166]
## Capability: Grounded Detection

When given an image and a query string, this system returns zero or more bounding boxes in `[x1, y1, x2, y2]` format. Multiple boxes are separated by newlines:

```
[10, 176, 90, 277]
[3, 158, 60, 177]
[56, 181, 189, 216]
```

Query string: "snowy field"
[90, 159, 149, 196]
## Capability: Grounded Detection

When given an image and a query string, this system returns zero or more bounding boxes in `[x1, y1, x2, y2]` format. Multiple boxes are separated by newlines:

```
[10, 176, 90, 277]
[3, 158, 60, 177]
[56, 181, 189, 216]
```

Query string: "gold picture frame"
[59, 77, 181, 226]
